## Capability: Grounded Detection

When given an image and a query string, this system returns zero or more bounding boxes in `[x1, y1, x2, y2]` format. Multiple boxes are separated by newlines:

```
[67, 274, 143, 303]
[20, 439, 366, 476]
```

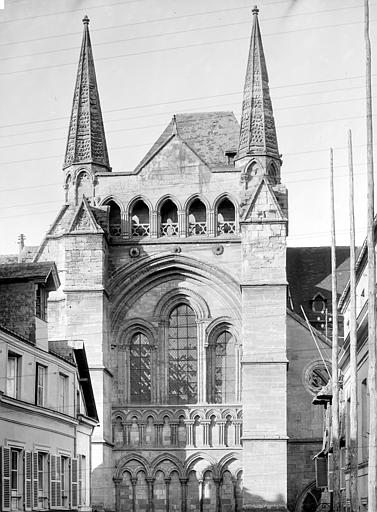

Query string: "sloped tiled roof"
[0, 261, 60, 290]
[134, 111, 240, 173]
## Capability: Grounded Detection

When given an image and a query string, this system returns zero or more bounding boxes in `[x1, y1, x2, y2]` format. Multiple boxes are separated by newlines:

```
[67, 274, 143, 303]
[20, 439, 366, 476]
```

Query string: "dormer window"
[36, 284, 48, 321]
[225, 150, 237, 166]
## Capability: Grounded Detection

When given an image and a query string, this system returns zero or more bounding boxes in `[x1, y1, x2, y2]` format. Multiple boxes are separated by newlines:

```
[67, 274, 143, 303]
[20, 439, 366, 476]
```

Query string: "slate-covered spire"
[63, 16, 110, 171]
[237, 6, 279, 161]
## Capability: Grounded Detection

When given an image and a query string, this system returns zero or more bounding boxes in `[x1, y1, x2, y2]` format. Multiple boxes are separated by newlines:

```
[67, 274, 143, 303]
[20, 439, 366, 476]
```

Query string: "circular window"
[304, 360, 331, 395]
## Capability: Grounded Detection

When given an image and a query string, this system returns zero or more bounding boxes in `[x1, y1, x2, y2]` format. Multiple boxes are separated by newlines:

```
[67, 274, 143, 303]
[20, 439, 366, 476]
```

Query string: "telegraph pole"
[348, 130, 358, 511]
[364, 0, 377, 508]
[330, 148, 341, 512]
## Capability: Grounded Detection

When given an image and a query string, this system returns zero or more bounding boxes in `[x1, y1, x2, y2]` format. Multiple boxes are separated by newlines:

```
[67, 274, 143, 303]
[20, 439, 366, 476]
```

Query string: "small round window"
[304, 360, 331, 394]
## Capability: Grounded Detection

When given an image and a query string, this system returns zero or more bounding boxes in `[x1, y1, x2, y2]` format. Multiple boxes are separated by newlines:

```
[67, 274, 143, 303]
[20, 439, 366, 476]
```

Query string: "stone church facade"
[32, 9, 333, 512]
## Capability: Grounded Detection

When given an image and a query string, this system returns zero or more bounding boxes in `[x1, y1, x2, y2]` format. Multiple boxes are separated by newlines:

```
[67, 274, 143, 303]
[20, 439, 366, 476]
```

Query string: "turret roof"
[63, 16, 110, 170]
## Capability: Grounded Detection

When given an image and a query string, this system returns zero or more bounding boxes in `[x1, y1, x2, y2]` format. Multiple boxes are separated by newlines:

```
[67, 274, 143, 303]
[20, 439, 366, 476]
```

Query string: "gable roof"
[134, 111, 240, 173]
[0, 262, 60, 291]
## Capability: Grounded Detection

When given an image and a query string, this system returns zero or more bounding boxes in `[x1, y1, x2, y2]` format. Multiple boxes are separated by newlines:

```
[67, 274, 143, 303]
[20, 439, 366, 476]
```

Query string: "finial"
[252, 5, 259, 15]
[82, 15, 90, 25]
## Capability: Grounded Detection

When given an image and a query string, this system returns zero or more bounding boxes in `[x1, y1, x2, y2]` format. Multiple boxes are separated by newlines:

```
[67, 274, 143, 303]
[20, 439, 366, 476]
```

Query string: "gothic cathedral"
[35, 8, 328, 512]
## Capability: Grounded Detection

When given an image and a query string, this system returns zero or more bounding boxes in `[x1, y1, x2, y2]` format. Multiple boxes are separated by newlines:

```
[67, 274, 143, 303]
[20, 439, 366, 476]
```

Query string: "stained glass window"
[130, 333, 151, 403]
[168, 304, 197, 404]
[207, 331, 236, 403]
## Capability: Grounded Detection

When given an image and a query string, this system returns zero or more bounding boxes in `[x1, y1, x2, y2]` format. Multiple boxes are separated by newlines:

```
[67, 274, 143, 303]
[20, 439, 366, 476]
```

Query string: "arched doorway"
[295, 482, 328, 512]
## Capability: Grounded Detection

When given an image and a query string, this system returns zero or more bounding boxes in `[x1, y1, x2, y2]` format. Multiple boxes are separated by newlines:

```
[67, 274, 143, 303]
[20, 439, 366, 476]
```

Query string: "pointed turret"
[63, 16, 110, 171]
[237, 6, 279, 163]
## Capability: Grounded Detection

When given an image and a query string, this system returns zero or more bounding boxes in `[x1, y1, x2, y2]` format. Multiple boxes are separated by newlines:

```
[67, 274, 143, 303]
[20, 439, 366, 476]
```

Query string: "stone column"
[180, 478, 188, 512]
[146, 478, 155, 512]
[178, 209, 186, 237]
[151, 210, 158, 238]
[131, 478, 137, 512]
[113, 477, 122, 512]
[208, 208, 215, 237]
[199, 479, 204, 512]
[214, 478, 221, 512]
[164, 478, 171, 512]
[123, 211, 130, 238]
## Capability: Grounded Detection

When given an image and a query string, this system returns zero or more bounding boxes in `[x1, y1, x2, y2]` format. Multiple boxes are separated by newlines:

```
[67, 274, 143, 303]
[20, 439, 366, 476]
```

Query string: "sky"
[0, 0, 375, 254]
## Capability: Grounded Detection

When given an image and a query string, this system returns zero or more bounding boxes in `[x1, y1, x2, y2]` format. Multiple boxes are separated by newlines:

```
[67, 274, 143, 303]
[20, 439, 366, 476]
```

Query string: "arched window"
[76, 171, 92, 201]
[188, 198, 207, 236]
[217, 198, 236, 235]
[207, 330, 236, 403]
[168, 304, 197, 404]
[131, 200, 150, 237]
[160, 199, 178, 236]
[106, 200, 121, 237]
[130, 333, 151, 403]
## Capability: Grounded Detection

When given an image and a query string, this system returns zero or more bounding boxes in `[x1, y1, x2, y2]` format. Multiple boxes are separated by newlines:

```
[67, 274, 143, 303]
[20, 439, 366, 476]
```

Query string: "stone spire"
[237, 6, 279, 161]
[63, 15, 110, 171]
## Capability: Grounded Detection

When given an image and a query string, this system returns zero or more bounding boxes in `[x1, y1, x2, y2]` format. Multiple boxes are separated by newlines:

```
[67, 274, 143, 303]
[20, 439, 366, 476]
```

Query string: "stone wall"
[0, 281, 36, 341]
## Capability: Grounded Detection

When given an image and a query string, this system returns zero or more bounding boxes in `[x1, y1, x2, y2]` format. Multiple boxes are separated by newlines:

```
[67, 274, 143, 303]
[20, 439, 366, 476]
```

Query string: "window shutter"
[24, 451, 32, 511]
[56, 456, 61, 508]
[315, 456, 328, 488]
[32, 453, 39, 510]
[50, 455, 59, 509]
[71, 458, 78, 509]
[78, 456, 82, 506]
[1, 447, 11, 512]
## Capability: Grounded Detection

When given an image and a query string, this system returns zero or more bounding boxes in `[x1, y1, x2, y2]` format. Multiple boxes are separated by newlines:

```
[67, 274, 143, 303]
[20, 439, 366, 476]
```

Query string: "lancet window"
[217, 198, 236, 235]
[160, 199, 178, 237]
[129, 333, 151, 403]
[188, 198, 207, 236]
[207, 330, 236, 403]
[131, 199, 150, 237]
[168, 304, 197, 404]
[107, 200, 122, 237]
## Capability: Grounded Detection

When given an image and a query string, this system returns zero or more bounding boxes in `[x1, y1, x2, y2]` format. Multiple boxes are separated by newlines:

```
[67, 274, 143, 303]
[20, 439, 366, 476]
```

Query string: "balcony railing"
[112, 404, 242, 450]
[217, 221, 236, 235]
[131, 223, 150, 237]
[188, 222, 207, 236]
[160, 222, 179, 236]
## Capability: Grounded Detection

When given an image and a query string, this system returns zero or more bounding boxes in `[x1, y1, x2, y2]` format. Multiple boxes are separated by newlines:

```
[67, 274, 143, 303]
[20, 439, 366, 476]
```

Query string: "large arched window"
[217, 198, 236, 235]
[130, 333, 151, 403]
[207, 330, 236, 403]
[106, 200, 121, 237]
[168, 304, 197, 404]
[160, 199, 178, 236]
[131, 200, 150, 237]
[188, 198, 207, 236]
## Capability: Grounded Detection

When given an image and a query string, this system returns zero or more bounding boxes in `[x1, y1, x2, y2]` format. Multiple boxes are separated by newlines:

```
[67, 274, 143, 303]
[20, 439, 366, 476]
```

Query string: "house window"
[35, 364, 47, 406]
[7, 353, 20, 399]
[59, 374, 68, 414]
[37, 452, 48, 507]
[168, 304, 197, 404]
[207, 330, 236, 403]
[60, 456, 69, 507]
[311, 293, 326, 314]
[130, 333, 151, 403]
[11, 449, 19, 493]
[36, 285, 48, 321]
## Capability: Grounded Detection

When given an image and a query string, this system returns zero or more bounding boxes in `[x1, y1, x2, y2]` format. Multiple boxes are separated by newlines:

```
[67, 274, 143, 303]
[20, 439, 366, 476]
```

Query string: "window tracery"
[207, 330, 236, 403]
[217, 198, 236, 235]
[131, 200, 150, 237]
[188, 198, 207, 236]
[130, 333, 151, 403]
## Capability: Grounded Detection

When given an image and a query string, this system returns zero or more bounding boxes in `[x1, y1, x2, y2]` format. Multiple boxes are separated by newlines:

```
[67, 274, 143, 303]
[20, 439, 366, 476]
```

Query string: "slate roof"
[287, 246, 350, 324]
[0, 262, 60, 290]
[134, 111, 240, 172]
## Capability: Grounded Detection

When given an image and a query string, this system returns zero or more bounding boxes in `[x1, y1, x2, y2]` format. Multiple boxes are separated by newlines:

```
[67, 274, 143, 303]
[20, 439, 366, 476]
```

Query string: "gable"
[242, 177, 285, 222]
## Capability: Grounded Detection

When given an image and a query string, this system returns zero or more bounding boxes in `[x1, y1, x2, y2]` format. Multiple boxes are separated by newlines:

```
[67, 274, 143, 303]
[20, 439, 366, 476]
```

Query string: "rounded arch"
[294, 481, 323, 512]
[115, 454, 151, 479]
[75, 169, 94, 203]
[218, 453, 242, 477]
[205, 408, 222, 420]
[268, 161, 280, 185]
[150, 454, 184, 478]
[112, 411, 126, 424]
[185, 452, 219, 480]
[206, 317, 240, 347]
[109, 254, 241, 336]
[184, 193, 211, 212]
[115, 318, 157, 347]
[189, 409, 206, 420]
[153, 287, 211, 322]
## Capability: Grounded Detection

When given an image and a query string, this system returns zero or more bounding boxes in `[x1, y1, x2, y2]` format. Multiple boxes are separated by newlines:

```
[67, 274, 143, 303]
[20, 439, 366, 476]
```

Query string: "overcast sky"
[0, 0, 375, 254]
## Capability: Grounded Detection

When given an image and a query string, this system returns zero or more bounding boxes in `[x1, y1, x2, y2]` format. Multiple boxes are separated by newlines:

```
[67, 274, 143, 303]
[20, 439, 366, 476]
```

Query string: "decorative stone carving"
[213, 244, 224, 256]
[129, 247, 140, 258]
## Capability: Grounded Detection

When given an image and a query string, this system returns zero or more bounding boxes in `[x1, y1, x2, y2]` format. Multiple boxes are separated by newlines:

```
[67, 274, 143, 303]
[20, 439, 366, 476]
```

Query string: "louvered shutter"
[56, 456, 61, 508]
[50, 455, 58, 509]
[70, 458, 78, 509]
[78, 456, 82, 506]
[32, 453, 39, 510]
[328, 453, 334, 491]
[24, 451, 32, 511]
[1, 447, 11, 512]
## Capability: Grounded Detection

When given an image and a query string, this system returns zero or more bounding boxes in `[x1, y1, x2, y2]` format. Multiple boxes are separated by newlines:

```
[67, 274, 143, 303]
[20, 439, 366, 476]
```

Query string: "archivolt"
[109, 253, 241, 335]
